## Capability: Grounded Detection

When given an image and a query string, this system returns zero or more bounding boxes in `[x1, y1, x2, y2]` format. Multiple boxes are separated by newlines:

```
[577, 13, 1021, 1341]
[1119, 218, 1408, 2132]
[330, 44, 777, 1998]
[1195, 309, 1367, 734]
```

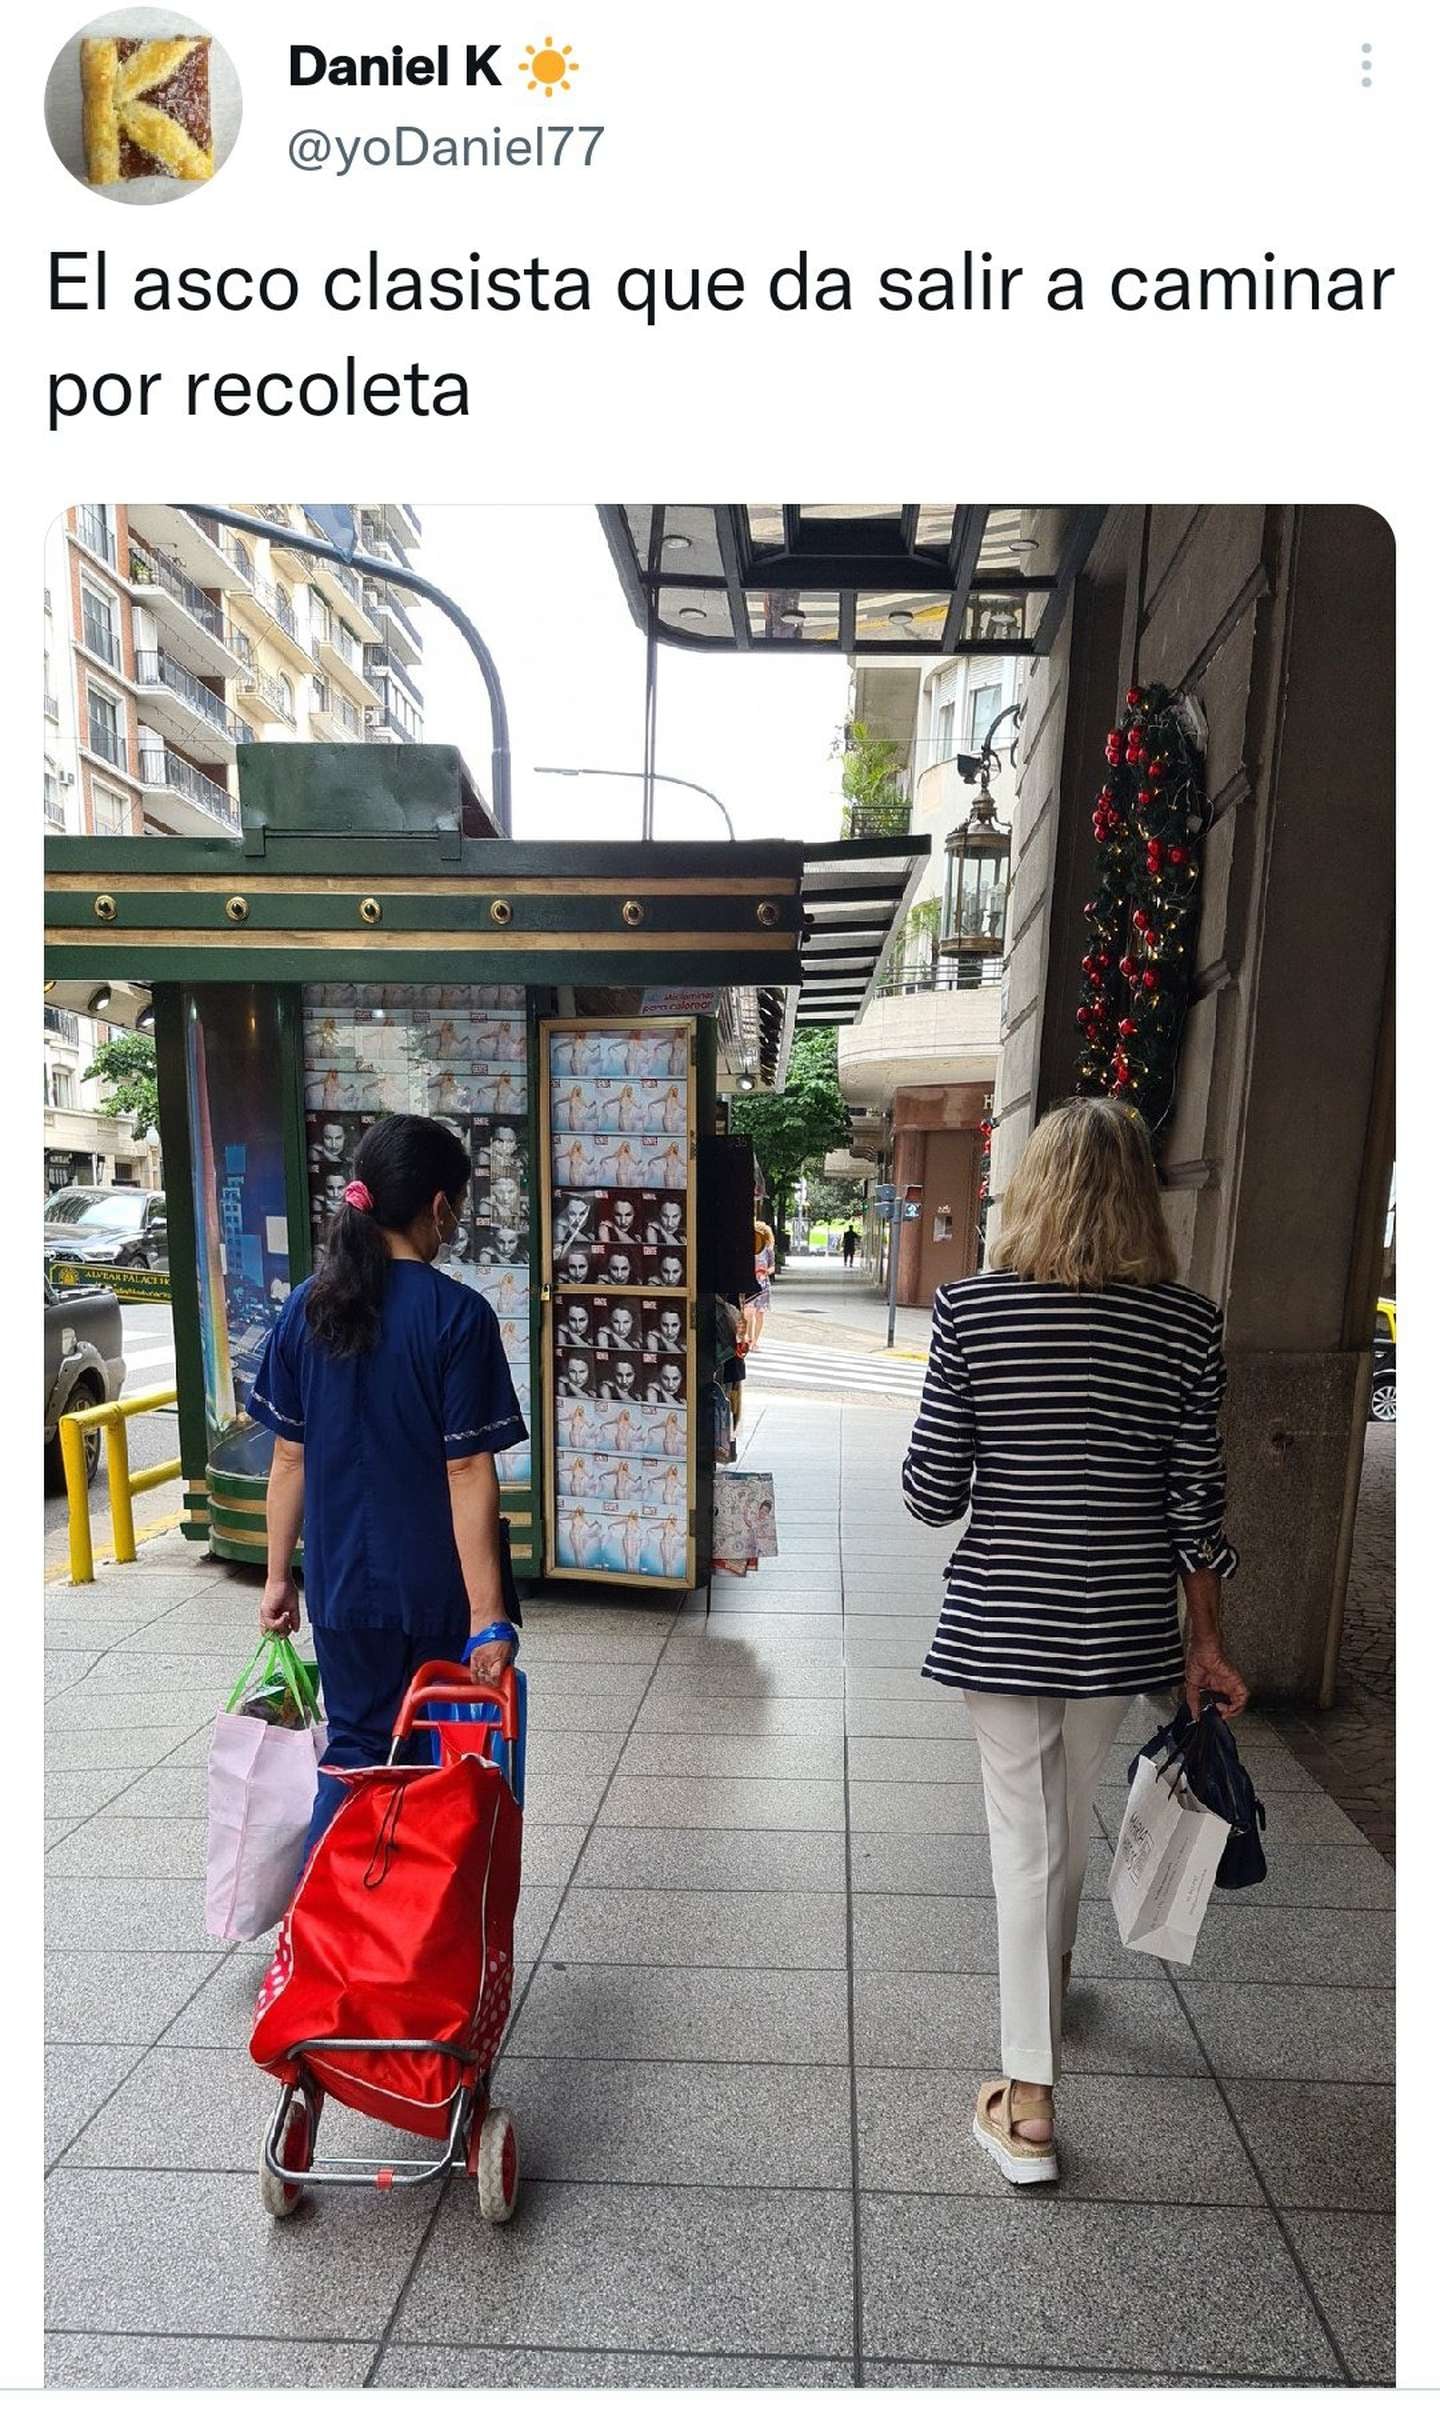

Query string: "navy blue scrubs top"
[248, 1261, 527, 1635]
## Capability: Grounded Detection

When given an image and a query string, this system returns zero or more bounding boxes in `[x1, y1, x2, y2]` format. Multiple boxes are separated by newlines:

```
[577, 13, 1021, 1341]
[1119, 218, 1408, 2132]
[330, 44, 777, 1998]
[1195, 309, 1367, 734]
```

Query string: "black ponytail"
[305, 1113, 472, 1358]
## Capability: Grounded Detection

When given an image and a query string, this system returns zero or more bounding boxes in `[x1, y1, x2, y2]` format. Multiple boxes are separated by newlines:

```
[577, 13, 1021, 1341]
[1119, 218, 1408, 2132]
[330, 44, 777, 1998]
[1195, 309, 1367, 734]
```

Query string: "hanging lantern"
[940, 779, 1011, 958]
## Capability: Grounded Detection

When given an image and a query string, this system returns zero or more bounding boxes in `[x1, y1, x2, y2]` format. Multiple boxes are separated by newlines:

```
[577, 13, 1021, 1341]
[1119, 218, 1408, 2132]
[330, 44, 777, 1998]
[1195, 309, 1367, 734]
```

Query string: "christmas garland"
[1073, 681, 1212, 1132]
[974, 1099, 993, 1262]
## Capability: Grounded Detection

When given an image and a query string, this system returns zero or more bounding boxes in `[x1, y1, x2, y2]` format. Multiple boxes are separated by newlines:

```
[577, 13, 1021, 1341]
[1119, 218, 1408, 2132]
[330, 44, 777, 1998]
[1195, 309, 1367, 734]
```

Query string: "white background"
[8, 0, 1430, 2411]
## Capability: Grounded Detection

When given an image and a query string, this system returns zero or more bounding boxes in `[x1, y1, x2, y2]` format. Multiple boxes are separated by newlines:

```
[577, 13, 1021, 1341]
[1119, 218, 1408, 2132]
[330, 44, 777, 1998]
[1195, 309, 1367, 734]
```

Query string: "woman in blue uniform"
[248, 1112, 527, 1853]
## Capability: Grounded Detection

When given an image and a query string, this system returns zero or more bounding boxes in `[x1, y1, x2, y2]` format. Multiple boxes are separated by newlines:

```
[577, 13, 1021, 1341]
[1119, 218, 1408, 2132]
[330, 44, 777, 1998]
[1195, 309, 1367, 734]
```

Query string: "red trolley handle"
[392, 1661, 519, 1745]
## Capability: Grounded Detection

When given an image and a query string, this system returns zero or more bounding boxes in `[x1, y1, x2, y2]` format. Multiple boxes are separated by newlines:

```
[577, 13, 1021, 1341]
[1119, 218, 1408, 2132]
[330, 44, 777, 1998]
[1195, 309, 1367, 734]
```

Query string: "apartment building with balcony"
[41, 500, 427, 1186]
[834, 652, 1019, 1303]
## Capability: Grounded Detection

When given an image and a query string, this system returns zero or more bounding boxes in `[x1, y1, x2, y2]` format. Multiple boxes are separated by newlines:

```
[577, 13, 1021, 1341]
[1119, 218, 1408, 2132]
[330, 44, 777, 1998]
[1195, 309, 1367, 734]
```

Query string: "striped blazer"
[902, 1268, 1238, 1699]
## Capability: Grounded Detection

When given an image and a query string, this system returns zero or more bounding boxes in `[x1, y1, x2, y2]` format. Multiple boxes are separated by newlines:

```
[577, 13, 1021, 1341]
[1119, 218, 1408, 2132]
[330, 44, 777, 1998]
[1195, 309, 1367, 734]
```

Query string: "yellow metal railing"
[59, 1387, 182, 1584]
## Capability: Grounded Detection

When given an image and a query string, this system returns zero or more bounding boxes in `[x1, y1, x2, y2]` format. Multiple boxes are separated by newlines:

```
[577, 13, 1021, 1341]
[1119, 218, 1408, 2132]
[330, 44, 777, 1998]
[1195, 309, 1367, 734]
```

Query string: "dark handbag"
[1129, 1699, 1268, 1888]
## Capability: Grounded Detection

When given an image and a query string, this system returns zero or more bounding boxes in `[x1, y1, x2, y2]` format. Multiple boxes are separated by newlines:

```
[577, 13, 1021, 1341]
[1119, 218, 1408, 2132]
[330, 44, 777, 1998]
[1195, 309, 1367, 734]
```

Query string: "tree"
[836, 719, 911, 839]
[731, 1027, 851, 1256]
[82, 1031, 158, 1135]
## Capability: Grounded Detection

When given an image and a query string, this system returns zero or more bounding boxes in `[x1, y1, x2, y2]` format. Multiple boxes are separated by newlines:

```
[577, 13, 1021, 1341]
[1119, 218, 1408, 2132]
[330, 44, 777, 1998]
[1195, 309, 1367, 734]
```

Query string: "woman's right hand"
[259, 1574, 301, 1637]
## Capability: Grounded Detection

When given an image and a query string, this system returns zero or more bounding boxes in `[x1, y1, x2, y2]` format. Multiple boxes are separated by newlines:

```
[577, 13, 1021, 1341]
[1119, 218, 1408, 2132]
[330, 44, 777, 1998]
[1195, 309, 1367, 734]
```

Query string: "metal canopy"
[796, 833, 931, 1030]
[601, 505, 1104, 659]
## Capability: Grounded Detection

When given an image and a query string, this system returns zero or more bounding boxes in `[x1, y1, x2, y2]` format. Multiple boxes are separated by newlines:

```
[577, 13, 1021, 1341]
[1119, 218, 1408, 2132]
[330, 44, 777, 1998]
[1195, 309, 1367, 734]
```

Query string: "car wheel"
[44, 1379, 103, 1492]
[1370, 1380, 1396, 1423]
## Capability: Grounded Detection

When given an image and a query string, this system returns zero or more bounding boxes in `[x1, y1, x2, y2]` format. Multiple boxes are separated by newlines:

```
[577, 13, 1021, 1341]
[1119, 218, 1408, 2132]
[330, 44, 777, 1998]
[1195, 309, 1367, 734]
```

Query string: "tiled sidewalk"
[44, 1397, 1395, 2389]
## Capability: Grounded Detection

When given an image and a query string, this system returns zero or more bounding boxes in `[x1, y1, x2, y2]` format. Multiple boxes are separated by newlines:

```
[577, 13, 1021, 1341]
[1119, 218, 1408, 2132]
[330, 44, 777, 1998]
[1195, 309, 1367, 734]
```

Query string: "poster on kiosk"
[543, 1019, 697, 1587]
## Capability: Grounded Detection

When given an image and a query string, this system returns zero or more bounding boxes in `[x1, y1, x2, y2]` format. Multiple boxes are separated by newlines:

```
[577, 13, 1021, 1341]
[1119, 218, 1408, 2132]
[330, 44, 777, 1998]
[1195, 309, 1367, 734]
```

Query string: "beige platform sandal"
[972, 2078, 1059, 2186]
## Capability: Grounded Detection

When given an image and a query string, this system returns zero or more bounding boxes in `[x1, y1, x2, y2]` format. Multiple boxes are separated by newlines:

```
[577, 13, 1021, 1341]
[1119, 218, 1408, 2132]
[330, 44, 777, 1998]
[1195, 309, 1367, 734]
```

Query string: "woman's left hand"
[1185, 1637, 1249, 1721]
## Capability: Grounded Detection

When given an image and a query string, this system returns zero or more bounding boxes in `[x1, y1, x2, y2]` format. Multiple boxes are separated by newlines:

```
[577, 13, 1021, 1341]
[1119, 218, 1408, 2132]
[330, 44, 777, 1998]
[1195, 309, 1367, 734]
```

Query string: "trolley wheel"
[473, 2107, 519, 2223]
[259, 2086, 322, 2219]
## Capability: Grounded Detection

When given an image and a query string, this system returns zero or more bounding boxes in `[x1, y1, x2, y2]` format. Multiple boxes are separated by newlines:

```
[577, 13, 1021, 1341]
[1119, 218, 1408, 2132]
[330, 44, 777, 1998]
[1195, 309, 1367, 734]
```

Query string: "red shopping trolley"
[250, 1662, 525, 2223]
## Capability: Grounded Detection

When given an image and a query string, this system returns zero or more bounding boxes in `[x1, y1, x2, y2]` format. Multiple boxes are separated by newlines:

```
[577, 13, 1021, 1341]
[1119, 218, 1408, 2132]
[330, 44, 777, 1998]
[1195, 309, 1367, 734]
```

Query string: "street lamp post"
[534, 766, 736, 842]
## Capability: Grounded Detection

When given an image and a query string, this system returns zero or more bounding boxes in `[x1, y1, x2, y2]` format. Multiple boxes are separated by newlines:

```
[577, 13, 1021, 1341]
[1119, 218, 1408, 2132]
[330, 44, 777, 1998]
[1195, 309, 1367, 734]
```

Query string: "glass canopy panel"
[854, 592, 950, 646]
[657, 585, 736, 640]
[655, 506, 725, 579]
[745, 590, 841, 642]
[799, 504, 903, 522]
[745, 506, 786, 550]
[915, 506, 960, 551]
[959, 591, 1036, 645]
[978, 506, 1070, 582]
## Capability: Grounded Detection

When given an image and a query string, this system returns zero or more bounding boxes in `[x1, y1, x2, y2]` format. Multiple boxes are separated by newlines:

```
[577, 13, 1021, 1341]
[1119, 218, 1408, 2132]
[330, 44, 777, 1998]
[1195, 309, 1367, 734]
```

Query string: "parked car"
[1370, 1298, 1396, 1423]
[44, 1275, 126, 1491]
[43, 1185, 167, 1275]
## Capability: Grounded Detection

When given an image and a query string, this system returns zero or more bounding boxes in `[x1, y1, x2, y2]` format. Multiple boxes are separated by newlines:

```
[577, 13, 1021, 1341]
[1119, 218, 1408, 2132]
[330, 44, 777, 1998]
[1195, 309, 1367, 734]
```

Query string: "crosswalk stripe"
[746, 1345, 925, 1399]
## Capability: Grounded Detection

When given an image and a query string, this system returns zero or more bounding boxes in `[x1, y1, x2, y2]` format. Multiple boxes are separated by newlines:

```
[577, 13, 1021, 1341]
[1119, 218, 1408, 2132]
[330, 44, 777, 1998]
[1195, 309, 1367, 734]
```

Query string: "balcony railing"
[134, 649, 235, 738]
[364, 644, 423, 707]
[44, 783, 68, 831]
[842, 800, 912, 840]
[45, 1005, 81, 1044]
[365, 581, 424, 655]
[231, 648, 294, 720]
[312, 680, 361, 737]
[367, 686, 422, 743]
[45, 691, 61, 721]
[307, 529, 364, 605]
[875, 955, 1002, 997]
[138, 743, 240, 829]
[86, 713, 128, 771]
[81, 610, 121, 670]
[312, 603, 363, 669]
[128, 539, 226, 640]
[75, 507, 117, 566]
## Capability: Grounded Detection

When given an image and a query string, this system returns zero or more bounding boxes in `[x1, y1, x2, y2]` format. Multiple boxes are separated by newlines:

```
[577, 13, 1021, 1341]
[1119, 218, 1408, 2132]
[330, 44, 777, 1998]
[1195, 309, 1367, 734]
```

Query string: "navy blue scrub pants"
[302, 1621, 467, 1862]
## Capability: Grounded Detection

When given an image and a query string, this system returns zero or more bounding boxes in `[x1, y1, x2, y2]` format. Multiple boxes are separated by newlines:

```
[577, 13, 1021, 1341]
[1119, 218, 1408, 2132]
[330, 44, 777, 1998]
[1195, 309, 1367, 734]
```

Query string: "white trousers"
[964, 1690, 1131, 2086]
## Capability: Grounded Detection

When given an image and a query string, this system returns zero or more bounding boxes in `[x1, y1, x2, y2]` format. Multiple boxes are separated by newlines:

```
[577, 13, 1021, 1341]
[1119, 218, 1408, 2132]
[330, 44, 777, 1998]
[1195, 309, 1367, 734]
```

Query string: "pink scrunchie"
[342, 1180, 373, 1213]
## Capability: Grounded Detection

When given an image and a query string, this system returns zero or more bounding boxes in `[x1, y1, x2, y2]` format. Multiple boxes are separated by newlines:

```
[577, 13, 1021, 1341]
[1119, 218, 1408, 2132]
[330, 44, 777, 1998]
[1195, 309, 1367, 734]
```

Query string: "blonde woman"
[902, 1099, 1247, 2188]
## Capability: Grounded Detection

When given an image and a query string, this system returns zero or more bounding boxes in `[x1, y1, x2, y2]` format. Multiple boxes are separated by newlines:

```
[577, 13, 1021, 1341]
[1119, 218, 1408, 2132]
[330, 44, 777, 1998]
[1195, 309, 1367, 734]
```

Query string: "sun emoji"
[519, 37, 579, 93]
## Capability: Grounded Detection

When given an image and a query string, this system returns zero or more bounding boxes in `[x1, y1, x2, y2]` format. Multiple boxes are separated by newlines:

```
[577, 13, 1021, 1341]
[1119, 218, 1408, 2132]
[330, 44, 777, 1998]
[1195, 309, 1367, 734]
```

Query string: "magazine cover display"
[302, 983, 533, 1486]
[545, 1021, 694, 1581]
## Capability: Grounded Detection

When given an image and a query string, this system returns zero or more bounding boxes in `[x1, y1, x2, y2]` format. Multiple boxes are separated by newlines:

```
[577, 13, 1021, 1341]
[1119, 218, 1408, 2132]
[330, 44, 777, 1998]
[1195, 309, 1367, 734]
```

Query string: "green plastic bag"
[226, 1634, 321, 1729]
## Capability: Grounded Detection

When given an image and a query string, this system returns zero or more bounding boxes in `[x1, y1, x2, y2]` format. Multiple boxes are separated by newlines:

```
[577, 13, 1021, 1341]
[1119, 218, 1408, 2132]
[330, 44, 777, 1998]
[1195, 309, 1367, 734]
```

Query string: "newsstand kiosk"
[44, 744, 804, 1590]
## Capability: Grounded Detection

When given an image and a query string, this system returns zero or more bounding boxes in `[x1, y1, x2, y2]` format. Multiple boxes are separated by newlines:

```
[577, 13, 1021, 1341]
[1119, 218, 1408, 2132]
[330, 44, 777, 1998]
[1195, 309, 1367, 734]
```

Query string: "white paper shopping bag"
[1108, 1752, 1230, 1964]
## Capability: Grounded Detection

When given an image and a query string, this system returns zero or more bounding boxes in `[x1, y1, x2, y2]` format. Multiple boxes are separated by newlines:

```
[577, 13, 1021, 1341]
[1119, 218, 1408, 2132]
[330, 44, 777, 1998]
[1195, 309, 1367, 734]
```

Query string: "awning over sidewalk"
[601, 505, 1104, 660]
[796, 834, 932, 1029]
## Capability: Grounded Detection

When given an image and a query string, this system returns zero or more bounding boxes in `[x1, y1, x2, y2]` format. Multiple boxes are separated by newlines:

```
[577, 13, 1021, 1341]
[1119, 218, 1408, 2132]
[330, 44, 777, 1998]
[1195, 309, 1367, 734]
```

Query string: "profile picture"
[46, 13, 242, 201]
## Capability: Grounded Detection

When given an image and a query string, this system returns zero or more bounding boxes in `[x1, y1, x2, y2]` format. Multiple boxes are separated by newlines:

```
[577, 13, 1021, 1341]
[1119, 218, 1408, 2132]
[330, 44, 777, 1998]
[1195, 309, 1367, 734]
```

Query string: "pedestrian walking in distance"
[248, 1114, 527, 1859]
[842, 1223, 860, 1270]
[745, 1219, 776, 1348]
[901, 1098, 1248, 2185]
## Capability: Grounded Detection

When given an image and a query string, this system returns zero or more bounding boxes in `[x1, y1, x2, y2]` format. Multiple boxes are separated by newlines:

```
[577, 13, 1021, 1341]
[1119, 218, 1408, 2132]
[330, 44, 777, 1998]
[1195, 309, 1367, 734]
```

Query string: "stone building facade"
[989, 506, 1394, 1700]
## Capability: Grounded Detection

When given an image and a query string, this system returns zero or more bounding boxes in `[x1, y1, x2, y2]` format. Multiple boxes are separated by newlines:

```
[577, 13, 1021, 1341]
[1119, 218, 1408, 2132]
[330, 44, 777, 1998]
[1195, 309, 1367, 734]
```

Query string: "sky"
[411, 506, 852, 845]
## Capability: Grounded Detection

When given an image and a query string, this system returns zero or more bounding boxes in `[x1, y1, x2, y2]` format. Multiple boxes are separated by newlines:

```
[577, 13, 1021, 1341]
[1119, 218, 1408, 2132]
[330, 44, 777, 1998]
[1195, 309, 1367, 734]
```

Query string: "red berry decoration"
[1118, 1017, 1138, 1037]
[1144, 929, 1160, 948]
[1148, 758, 1165, 778]
[1119, 956, 1137, 981]
[1106, 729, 1122, 749]
[1141, 969, 1159, 991]
[1126, 687, 1143, 708]
[1168, 845, 1187, 867]
[1137, 788, 1153, 807]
